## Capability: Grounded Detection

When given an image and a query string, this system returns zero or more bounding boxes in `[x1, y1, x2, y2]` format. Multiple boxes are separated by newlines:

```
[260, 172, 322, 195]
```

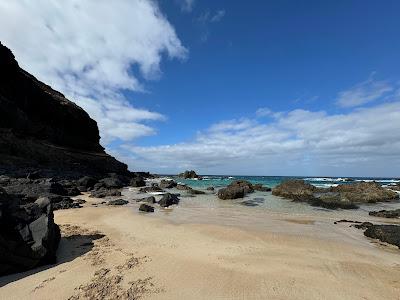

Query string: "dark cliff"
[0, 42, 128, 177]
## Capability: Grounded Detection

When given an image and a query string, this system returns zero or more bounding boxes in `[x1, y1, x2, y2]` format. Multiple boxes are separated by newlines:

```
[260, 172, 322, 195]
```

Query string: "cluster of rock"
[272, 180, 399, 209]
[178, 170, 200, 179]
[135, 193, 180, 213]
[217, 180, 271, 200]
[349, 221, 400, 249]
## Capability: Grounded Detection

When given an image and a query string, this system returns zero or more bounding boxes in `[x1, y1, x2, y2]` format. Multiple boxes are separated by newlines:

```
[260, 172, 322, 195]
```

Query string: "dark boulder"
[57, 179, 81, 196]
[364, 225, 400, 248]
[217, 186, 245, 200]
[90, 188, 121, 198]
[158, 193, 180, 207]
[206, 186, 215, 191]
[272, 180, 317, 201]
[0, 188, 60, 276]
[228, 180, 254, 194]
[369, 209, 400, 219]
[139, 204, 154, 212]
[217, 180, 255, 200]
[130, 176, 146, 187]
[77, 176, 98, 191]
[107, 199, 129, 206]
[159, 179, 177, 189]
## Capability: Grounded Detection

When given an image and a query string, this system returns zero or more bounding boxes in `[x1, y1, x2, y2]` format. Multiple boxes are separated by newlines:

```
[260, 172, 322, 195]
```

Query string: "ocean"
[172, 175, 400, 189]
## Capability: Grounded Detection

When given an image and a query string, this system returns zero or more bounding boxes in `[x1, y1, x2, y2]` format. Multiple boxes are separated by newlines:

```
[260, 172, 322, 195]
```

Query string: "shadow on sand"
[0, 233, 105, 287]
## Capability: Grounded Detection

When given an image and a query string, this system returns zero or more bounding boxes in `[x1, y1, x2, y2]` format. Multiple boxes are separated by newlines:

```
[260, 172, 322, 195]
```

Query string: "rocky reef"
[272, 180, 399, 209]
[0, 42, 128, 178]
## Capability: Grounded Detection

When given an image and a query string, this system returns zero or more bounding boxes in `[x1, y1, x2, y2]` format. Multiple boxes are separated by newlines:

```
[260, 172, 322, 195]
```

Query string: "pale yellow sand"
[1, 195, 400, 300]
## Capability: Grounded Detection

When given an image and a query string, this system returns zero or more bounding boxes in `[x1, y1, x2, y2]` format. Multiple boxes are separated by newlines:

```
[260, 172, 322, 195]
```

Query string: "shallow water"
[122, 179, 400, 238]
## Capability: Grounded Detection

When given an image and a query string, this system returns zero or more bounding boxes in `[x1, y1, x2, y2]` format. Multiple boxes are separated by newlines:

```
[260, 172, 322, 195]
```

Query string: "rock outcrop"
[178, 170, 199, 179]
[0, 188, 61, 276]
[364, 225, 400, 248]
[218, 180, 271, 200]
[0, 42, 128, 178]
[272, 180, 398, 209]
[369, 209, 400, 219]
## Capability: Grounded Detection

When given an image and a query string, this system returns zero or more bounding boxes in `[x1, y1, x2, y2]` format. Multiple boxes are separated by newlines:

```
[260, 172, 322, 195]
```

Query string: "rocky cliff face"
[0, 42, 128, 178]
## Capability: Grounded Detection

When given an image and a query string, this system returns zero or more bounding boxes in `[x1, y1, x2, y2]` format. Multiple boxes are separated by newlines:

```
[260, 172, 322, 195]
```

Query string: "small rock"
[108, 199, 129, 206]
[139, 204, 154, 212]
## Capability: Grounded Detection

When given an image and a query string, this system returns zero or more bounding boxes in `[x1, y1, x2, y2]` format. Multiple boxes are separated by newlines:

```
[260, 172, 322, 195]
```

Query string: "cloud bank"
[120, 100, 400, 176]
[0, 0, 187, 144]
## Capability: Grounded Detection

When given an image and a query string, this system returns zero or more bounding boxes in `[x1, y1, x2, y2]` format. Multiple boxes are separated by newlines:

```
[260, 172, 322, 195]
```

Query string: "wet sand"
[1, 192, 400, 300]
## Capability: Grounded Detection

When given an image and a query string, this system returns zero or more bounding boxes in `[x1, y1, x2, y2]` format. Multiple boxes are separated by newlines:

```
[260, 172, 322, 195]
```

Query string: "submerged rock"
[364, 225, 400, 248]
[187, 189, 206, 195]
[369, 209, 400, 218]
[158, 193, 180, 207]
[206, 186, 215, 191]
[0, 188, 60, 276]
[139, 204, 154, 212]
[218, 186, 245, 200]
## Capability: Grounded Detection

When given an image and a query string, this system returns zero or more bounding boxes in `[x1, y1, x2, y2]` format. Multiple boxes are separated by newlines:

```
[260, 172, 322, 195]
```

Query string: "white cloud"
[198, 10, 226, 24]
[336, 76, 393, 108]
[210, 10, 226, 22]
[256, 107, 273, 117]
[0, 0, 187, 144]
[176, 0, 195, 12]
[120, 101, 400, 176]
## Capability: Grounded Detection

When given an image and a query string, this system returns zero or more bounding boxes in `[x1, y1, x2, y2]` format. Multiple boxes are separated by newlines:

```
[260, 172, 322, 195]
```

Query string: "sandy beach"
[1, 192, 400, 300]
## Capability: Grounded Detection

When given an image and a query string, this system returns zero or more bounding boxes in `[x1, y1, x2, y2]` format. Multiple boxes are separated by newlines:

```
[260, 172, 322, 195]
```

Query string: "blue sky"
[1, 0, 400, 176]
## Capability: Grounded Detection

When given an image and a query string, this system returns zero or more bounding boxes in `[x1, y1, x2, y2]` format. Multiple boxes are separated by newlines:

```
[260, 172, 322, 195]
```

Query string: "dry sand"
[1, 194, 400, 300]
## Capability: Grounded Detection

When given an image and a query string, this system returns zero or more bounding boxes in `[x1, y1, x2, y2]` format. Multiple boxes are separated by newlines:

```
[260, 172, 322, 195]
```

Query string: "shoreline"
[1, 193, 400, 299]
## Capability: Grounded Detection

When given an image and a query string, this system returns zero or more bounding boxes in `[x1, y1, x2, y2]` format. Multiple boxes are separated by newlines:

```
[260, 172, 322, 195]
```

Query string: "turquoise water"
[170, 175, 400, 189]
